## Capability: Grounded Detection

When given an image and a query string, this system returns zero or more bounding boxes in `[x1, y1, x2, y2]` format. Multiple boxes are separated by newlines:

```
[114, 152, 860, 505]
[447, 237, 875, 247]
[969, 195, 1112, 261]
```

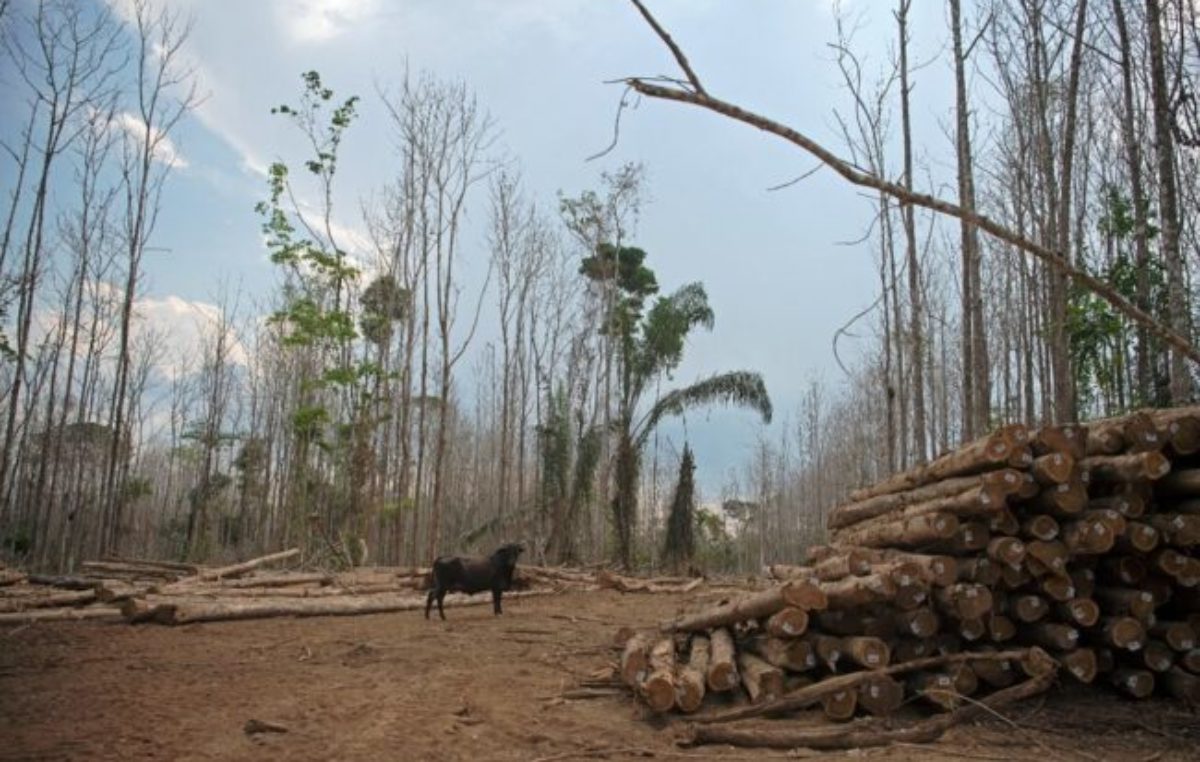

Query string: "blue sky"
[3, 0, 965, 494]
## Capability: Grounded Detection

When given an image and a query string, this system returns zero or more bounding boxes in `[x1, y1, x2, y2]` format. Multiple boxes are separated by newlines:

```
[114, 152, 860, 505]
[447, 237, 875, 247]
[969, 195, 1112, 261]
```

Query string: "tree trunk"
[1145, 0, 1192, 403]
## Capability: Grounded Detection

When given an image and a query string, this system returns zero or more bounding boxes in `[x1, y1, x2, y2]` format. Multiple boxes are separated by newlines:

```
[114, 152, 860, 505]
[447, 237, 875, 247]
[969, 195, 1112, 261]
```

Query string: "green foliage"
[122, 476, 154, 503]
[637, 282, 714, 381]
[639, 371, 773, 448]
[579, 243, 659, 339]
[581, 233, 772, 568]
[2, 523, 32, 557]
[360, 274, 411, 346]
[1069, 187, 1168, 410]
[380, 497, 414, 524]
[292, 404, 331, 443]
[539, 387, 571, 511]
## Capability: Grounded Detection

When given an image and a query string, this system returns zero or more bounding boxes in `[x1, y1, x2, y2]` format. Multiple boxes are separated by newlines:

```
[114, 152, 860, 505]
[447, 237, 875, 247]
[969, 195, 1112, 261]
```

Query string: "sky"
[2, 0, 964, 496]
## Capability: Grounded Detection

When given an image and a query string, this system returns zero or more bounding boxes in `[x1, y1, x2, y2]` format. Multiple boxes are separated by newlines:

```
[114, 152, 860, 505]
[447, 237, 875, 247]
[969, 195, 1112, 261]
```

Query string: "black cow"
[424, 542, 525, 620]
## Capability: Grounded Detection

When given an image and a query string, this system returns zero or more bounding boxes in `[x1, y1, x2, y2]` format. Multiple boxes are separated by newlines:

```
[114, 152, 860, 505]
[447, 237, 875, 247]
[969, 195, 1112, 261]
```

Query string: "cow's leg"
[437, 589, 448, 620]
[425, 588, 436, 620]
[493, 588, 502, 615]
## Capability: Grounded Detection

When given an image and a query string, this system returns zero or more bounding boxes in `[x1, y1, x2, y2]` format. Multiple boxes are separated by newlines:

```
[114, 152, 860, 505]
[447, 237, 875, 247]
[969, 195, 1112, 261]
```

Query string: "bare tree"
[101, 0, 196, 553]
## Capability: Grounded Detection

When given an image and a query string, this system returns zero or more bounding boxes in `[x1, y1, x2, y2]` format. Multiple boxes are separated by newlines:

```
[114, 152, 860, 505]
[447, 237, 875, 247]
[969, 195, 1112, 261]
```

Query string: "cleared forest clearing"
[1, 588, 1196, 762]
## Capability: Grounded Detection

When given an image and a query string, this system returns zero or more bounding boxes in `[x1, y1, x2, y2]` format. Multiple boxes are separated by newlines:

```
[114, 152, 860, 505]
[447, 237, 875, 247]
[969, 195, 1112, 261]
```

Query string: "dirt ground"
[1, 588, 1197, 761]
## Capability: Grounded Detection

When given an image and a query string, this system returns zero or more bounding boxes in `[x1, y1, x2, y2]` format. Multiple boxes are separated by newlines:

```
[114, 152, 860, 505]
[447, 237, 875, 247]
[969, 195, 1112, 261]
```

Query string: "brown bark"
[0, 605, 123, 624]
[1059, 598, 1100, 628]
[638, 637, 676, 713]
[1164, 668, 1200, 704]
[621, 63, 1200, 367]
[842, 636, 890, 668]
[1148, 513, 1200, 546]
[894, 607, 939, 638]
[857, 674, 904, 716]
[841, 549, 957, 587]
[659, 581, 827, 633]
[820, 686, 857, 721]
[220, 573, 334, 589]
[1061, 648, 1098, 683]
[847, 426, 1024, 501]
[987, 537, 1026, 568]
[1011, 594, 1049, 623]
[195, 548, 301, 581]
[745, 635, 815, 672]
[706, 628, 738, 692]
[1150, 621, 1196, 652]
[1031, 424, 1087, 459]
[0, 589, 96, 612]
[691, 648, 1046, 729]
[0, 571, 27, 587]
[832, 512, 959, 549]
[1082, 452, 1170, 482]
[1062, 518, 1115, 555]
[1145, 0, 1191, 402]
[737, 651, 783, 704]
[620, 631, 657, 686]
[763, 607, 809, 638]
[1027, 476, 1088, 516]
[1085, 412, 1162, 455]
[1146, 409, 1200, 455]
[1116, 522, 1161, 554]
[675, 636, 710, 713]
[934, 583, 993, 621]
[1022, 514, 1060, 541]
[79, 562, 182, 580]
[1026, 623, 1080, 651]
[1158, 469, 1200, 497]
[1025, 540, 1069, 576]
[1032, 453, 1075, 484]
[1111, 668, 1155, 698]
[819, 574, 896, 609]
[685, 671, 1054, 749]
[1099, 616, 1147, 650]
[122, 588, 557, 626]
[828, 469, 1022, 529]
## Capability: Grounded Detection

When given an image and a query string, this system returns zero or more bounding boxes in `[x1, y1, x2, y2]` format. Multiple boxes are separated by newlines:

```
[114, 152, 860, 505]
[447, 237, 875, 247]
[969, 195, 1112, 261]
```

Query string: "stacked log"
[823, 409, 1199, 705]
[619, 407, 1199, 720]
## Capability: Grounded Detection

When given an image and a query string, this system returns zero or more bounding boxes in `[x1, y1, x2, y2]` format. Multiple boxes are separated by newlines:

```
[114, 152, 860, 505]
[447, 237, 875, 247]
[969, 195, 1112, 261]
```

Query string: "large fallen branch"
[121, 587, 562, 625]
[622, 0, 1200, 366]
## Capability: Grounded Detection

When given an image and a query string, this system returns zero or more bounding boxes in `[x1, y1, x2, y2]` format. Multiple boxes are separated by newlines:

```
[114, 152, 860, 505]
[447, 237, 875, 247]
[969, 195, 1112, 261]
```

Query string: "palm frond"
[635, 371, 772, 447]
[635, 282, 715, 382]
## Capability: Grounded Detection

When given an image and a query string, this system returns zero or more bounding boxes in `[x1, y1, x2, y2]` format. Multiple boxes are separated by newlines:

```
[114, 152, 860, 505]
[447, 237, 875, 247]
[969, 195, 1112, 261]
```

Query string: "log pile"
[0, 553, 700, 626]
[616, 407, 1200, 731]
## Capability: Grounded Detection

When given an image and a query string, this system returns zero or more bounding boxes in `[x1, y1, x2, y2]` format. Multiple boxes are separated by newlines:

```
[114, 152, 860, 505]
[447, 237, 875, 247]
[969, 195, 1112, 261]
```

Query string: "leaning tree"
[582, 243, 772, 569]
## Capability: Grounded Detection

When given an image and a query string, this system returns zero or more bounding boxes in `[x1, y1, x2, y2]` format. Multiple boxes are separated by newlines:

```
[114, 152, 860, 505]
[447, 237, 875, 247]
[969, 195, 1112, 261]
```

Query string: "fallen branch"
[620, 1, 1200, 366]
[681, 670, 1056, 750]
[195, 548, 300, 581]
[0, 605, 124, 624]
[692, 647, 1051, 724]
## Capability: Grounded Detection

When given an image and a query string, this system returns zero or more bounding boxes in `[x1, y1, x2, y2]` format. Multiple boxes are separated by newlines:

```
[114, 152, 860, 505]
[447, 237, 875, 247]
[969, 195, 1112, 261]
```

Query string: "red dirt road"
[1, 589, 1196, 761]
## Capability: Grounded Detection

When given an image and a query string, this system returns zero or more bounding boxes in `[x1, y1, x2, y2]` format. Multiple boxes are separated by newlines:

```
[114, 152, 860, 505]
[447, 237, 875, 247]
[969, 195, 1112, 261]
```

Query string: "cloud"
[112, 112, 189, 169]
[282, 0, 379, 44]
[134, 293, 250, 376]
[32, 287, 250, 385]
